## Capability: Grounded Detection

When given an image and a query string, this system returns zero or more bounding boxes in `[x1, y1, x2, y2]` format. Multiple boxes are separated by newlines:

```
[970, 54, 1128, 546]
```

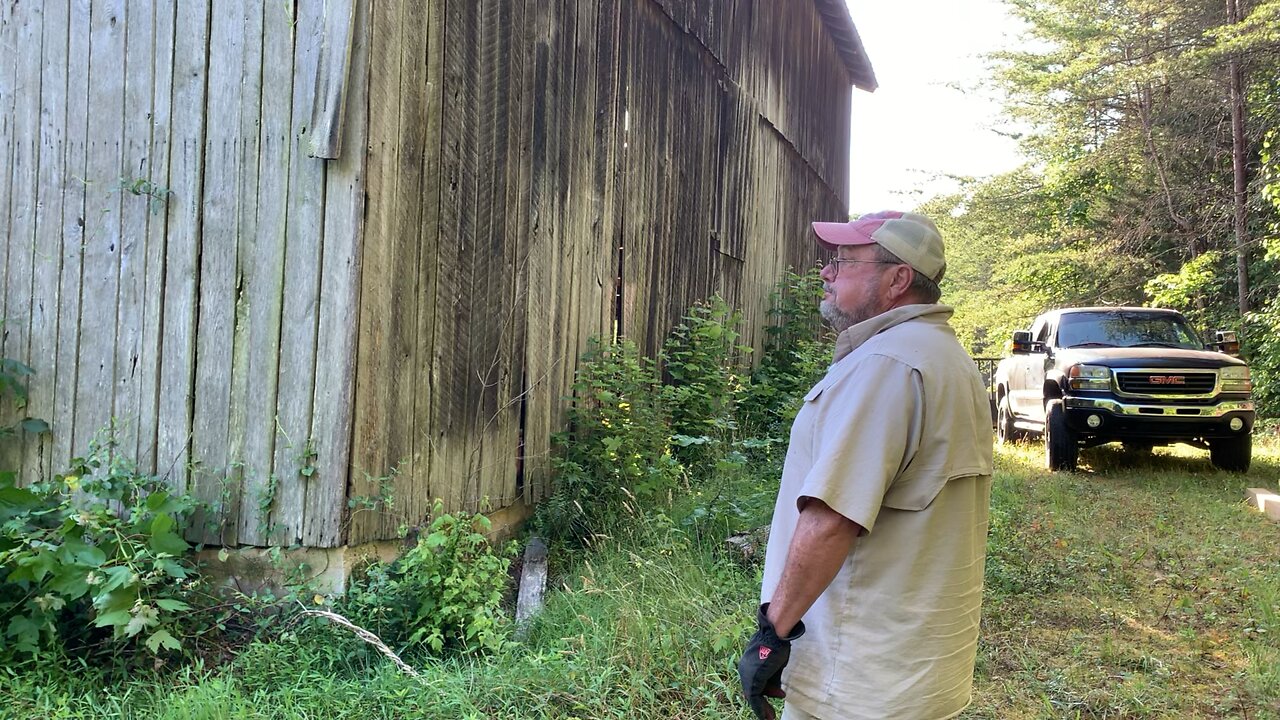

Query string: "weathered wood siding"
[345, 0, 854, 543]
[0, 0, 367, 547]
[1, 0, 858, 548]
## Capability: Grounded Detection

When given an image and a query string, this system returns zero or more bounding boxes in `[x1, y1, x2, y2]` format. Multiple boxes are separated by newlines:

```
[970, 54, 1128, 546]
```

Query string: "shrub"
[739, 269, 831, 441]
[0, 436, 201, 660]
[660, 296, 751, 476]
[535, 338, 680, 543]
[340, 501, 515, 655]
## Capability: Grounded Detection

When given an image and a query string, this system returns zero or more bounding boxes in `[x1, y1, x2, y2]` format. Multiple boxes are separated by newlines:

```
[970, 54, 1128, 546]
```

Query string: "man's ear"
[887, 264, 916, 301]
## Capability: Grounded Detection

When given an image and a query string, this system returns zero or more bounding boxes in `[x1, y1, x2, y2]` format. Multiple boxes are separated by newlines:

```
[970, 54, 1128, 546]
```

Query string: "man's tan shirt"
[760, 304, 994, 719]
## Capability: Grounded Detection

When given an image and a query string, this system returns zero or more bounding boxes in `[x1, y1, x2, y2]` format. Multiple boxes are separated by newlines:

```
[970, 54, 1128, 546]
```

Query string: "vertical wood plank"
[157, 0, 210, 499]
[348, 0, 409, 543]
[24, 0, 71, 483]
[471, 0, 517, 512]
[0, 2, 18, 340]
[222, 0, 265, 545]
[385, 0, 430, 530]
[506, 0, 542, 504]
[427, 0, 475, 518]
[519, 0, 559, 508]
[269, 0, 326, 545]
[134, 0, 175, 474]
[235, 0, 293, 546]
[112, 0, 157, 479]
[189, 0, 249, 545]
[307, 0, 356, 159]
[72, 0, 126, 461]
[2, 1, 43, 478]
[51, 0, 91, 477]
[411, 0, 447, 528]
[304, 0, 369, 547]
[493, 0, 536, 511]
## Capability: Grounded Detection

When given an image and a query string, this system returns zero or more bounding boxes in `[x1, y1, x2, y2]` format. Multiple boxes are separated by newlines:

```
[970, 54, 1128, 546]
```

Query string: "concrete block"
[1245, 488, 1280, 522]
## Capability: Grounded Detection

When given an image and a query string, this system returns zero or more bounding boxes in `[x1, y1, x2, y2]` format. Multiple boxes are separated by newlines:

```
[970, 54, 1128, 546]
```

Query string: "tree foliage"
[935, 0, 1280, 376]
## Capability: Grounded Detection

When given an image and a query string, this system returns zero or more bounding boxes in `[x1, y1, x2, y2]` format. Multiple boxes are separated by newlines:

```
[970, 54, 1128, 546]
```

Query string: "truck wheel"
[997, 396, 1020, 445]
[1209, 434, 1251, 473]
[1045, 400, 1078, 471]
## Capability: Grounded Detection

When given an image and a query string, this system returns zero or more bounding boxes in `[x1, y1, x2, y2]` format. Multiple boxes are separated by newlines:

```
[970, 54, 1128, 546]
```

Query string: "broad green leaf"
[155, 598, 191, 612]
[100, 565, 137, 593]
[93, 609, 132, 629]
[145, 628, 181, 653]
[149, 514, 189, 556]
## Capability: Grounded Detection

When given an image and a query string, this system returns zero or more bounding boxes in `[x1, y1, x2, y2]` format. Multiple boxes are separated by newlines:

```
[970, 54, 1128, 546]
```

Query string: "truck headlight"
[1068, 364, 1111, 391]
[1220, 366, 1252, 393]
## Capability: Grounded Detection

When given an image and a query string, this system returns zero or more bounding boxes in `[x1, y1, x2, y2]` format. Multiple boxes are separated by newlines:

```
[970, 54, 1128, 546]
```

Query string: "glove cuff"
[758, 602, 805, 642]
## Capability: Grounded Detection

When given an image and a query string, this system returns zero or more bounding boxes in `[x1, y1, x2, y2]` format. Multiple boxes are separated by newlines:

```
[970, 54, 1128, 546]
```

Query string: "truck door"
[1011, 317, 1049, 417]
[1025, 318, 1054, 424]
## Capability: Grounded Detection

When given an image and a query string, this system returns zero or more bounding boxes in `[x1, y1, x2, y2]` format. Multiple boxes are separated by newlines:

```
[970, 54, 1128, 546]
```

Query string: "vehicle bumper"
[1062, 396, 1254, 439]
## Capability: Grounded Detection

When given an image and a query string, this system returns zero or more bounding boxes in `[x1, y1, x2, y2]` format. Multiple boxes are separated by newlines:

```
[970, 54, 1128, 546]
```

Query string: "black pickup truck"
[994, 307, 1255, 472]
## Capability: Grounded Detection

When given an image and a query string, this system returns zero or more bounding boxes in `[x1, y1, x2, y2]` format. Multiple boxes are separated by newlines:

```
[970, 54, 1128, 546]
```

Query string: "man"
[738, 211, 994, 720]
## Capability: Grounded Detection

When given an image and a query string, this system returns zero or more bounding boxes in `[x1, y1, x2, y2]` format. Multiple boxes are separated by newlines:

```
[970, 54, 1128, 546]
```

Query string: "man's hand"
[738, 603, 805, 720]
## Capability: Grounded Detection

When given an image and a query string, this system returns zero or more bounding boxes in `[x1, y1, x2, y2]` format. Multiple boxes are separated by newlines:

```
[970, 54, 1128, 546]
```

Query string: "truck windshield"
[1057, 312, 1203, 349]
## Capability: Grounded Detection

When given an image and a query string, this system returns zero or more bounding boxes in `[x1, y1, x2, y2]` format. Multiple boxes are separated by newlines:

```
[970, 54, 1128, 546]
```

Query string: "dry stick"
[299, 609, 424, 680]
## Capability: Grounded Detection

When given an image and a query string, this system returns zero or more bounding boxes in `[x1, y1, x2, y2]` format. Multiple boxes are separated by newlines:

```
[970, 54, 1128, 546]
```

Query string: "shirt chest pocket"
[881, 469, 948, 511]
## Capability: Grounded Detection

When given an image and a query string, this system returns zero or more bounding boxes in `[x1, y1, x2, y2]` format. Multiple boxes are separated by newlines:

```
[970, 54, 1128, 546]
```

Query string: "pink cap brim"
[811, 214, 902, 251]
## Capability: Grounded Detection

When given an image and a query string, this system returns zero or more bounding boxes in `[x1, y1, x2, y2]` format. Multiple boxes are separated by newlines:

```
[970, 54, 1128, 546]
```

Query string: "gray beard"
[820, 300, 857, 333]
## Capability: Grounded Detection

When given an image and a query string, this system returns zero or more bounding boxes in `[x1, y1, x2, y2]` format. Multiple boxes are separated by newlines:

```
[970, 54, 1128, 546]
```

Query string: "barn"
[0, 0, 876, 554]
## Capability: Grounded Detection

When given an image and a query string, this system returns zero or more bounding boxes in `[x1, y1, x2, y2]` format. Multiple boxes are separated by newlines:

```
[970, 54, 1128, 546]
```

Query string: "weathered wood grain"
[471, 0, 517, 513]
[51, 0, 92, 479]
[427, 0, 476, 519]
[303, 0, 369, 547]
[269, 0, 326, 546]
[234, 0, 293, 547]
[348, 0, 411, 543]
[308, 0, 357, 159]
[0, 2, 18, 343]
[221, 0, 266, 546]
[2, 0, 860, 547]
[112, 0, 158, 483]
[25, 0, 71, 484]
[190, 0, 252, 545]
[408, 0, 446, 528]
[157, 0, 211, 500]
[385, 0, 432, 530]
[134, 0, 176, 475]
[72, 0, 126, 464]
[518, 0, 564, 510]
[2, 1, 43, 478]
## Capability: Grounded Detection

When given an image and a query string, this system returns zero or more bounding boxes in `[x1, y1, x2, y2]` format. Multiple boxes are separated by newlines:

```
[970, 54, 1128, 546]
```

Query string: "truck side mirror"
[1011, 330, 1035, 355]
[1210, 330, 1241, 356]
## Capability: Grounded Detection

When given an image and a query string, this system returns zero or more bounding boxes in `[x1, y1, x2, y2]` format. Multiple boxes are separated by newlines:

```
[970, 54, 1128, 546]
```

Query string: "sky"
[845, 0, 1028, 214]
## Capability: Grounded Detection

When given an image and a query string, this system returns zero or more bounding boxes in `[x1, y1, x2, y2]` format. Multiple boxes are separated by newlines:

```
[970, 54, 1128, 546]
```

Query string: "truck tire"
[997, 395, 1021, 445]
[1045, 400, 1078, 471]
[1209, 434, 1251, 473]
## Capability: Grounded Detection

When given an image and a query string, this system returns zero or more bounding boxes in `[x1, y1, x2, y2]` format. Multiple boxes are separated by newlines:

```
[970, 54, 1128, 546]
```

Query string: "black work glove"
[738, 602, 806, 720]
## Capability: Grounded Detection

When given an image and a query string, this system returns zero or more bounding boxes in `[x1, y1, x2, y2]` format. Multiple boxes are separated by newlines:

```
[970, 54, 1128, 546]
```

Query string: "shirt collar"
[833, 304, 955, 362]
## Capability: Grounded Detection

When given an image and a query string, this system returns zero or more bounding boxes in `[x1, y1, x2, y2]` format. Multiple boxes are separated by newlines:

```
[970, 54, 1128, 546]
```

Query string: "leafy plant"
[739, 269, 831, 440]
[339, 501, 515, 655]
[0, 436, 200, 659]
[535, 338, 680, 544]
[0, 352, 50, 441]
[660, 296, 750, 475]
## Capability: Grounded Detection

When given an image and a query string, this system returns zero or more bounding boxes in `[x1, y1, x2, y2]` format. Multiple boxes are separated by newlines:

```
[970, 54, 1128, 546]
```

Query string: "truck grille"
[1116, 371, 1217, 395]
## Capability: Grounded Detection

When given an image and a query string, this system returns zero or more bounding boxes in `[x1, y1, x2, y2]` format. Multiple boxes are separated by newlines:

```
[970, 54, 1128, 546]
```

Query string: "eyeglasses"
[825, 257, 902, 273]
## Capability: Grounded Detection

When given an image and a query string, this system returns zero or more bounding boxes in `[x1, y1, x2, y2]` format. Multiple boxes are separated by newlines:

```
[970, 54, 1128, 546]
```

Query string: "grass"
[4, 436, 1280, 719]
[972, 433, 1280, 719]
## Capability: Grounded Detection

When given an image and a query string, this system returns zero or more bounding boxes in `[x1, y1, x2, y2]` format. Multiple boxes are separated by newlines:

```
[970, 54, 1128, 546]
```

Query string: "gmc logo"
[1149, 376, 1186, 385]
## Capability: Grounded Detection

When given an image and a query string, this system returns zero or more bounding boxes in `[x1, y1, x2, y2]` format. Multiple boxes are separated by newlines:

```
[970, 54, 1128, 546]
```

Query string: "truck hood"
[1054, 347, 1247, 369]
